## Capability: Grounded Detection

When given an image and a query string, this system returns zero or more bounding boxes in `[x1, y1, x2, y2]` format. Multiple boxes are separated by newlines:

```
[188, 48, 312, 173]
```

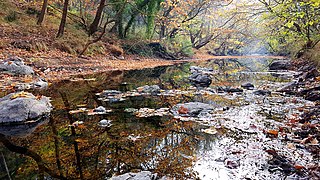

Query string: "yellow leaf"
[10, 91, 32, 99]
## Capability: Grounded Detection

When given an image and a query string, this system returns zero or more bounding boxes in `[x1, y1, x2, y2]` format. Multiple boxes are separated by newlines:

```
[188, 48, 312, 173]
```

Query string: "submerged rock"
[241, 82, 254, 90]
[172, 102, 214, 117]
[0, 92, 52, 124]
[0, 118, 49, 137]
[110, 171, 158, 180]
[253, 90, 271, 96]
[0, 56, 34, 75]
[269, 60, 291, 71]
[217, 87, 243, 93]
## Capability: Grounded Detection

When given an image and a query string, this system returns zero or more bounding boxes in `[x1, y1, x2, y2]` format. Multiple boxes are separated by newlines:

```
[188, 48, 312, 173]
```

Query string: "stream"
[0, 57, 319, 179]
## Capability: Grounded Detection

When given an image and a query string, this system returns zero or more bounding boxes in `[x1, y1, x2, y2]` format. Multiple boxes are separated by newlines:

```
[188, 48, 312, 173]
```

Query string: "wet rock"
[189, 73, 212, 88]
[266, 149, 295, 174]
[0, 119, 49, 137]
[0, 56, 34, 75]
[110, 171, 157, 180]
[277, 81, 298, 94]
[305, 91, 320, 101]
[253, 90, 271, 96]
[299, 68, 319, 81]
[269, 60, 291, 71]
[99, 90, 122, 96]
[241, 82, 254, 90]
[138, 85, 161, 94]
[0, 92, 52, 124]
[93, 106, 107, 113]
[171, 102, 214, 117]
[218, 87, 243, 93]
[98, 119, 112, 127]
[224, 158, 240, 169]
[189, 66, 213, 88]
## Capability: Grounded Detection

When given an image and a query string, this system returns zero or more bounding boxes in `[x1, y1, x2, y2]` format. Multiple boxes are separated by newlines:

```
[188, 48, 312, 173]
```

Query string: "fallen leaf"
[10, 91, 32, 99]
[266, 129, 278, 137]
[294, 164, 305, 170]
[178, 106, 188, 114]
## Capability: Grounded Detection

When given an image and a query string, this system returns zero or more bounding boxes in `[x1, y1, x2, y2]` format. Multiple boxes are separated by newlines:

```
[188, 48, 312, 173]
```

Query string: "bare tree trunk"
[88, 0, 106, 36]
[57, 0, 69, 38]
[37, 0, 48, 25]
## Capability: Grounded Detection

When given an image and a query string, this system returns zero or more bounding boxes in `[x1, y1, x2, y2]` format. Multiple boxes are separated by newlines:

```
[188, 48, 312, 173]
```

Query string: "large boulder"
[110, 171, 158, 180]
[0, 92, 52, 124]
[269, 60, 291, 71]
[0, 56, 34, 75]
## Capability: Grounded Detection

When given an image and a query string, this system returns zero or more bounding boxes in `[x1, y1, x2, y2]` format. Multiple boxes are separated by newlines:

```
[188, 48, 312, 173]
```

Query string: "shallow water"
[0, 57, 317, 179]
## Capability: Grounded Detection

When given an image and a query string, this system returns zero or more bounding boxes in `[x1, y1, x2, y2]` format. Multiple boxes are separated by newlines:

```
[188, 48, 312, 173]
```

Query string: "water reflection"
[0, 57, 313, 179]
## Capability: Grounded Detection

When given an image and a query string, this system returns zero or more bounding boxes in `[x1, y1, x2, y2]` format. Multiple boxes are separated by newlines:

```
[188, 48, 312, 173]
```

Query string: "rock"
[138, 85, 161, 94]
[98, 119, 112, 127]
[110, 171, 157, 180]
[33, 78, 48, 89]
[217, 87, 243, 93]
[110, 56, 117, 60]
[190, 66, 213, 73]
[0, 119, 49, 137]
[0, 92, 52, 124]
[241, 82, 254, 90]
[189, 73, 212, 88]
[0, 56, 34, 75]
[299, 68, 319, 81]
[93, 106, 106, 113]
[99, 90, 122, 97]
[117, 55, 125, 60]
[224, 158, 240, 169]
[189, 66, 213, 88]
[253, 90, 271, 96]
[172, 102, 214, 117]
[269, 60, 291, 71]
[277, 81, 298, 94]
[305, 91, 320, 101]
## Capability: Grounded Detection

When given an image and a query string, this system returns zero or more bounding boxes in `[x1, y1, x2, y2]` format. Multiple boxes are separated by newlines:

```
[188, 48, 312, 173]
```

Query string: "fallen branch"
[78, 20, 114, 57]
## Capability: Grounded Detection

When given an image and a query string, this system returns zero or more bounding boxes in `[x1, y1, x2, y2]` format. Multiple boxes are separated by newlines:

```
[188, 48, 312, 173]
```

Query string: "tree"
[88, 0, 107, 36]
[57, 0, 70, 38]
[37, 0, 49, 25]
[259, 0, 320, 53]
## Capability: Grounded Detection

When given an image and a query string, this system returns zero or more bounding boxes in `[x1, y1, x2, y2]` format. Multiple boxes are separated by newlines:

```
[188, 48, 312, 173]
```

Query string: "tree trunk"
[57, 0, 69, 38]
[37, 0, 48, 25]
[88, 0, 106, 36]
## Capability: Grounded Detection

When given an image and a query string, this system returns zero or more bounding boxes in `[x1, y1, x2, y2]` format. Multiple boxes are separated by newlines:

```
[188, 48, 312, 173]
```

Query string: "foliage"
[259, 0, 320, 55]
